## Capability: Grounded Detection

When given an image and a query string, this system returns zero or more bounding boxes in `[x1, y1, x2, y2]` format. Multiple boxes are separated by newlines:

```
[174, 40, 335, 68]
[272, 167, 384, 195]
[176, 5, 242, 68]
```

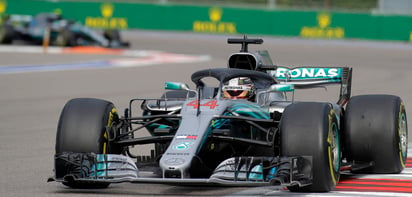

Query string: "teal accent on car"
[211, 111, 231, 129]
[266, 167, 277, 181]
[248, 164, 264, 180]
[90, 154, 108, 177]
[165, 82, 189, 90]
[270, 84, 294, 92]
[146, 123, 172, 136]
[229, 102, 270, 119]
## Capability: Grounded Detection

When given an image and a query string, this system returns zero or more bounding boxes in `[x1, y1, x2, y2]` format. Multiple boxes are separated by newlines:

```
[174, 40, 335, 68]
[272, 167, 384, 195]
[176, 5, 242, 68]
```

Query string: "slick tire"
[55, 98, 121, 188]
[280, 102, 340, 192]
[344, 95, 408, 173]
[103, 29, 121, 41]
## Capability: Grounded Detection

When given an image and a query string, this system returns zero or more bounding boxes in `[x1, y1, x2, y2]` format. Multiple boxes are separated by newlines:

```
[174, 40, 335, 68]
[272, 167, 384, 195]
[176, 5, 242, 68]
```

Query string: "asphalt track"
[1, 30, 412, 196]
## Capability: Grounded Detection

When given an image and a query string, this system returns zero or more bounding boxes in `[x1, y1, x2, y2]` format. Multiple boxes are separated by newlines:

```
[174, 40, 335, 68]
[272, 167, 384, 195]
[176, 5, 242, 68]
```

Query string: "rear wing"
[225, 36, 352, 106]
[267, 67, 352, 106]
[3, 14, 32, 24]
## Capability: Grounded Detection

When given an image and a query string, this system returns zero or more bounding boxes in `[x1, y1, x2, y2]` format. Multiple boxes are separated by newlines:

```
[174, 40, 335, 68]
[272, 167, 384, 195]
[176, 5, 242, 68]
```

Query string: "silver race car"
[48, 36, 408, 192]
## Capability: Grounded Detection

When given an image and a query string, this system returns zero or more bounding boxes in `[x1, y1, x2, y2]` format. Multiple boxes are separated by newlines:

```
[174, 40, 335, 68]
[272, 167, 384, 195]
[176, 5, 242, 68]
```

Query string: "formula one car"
[0, 13, 129, 48]
[48, 36, 408, 192]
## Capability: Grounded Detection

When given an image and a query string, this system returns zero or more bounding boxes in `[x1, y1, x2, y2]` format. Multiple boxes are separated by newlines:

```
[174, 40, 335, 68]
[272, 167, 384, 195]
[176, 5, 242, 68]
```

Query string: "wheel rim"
[399, 109, 408, 160]
[327, 110, 340, 185]
[330, 122, 340, 172]
[54, 34, 65, 46]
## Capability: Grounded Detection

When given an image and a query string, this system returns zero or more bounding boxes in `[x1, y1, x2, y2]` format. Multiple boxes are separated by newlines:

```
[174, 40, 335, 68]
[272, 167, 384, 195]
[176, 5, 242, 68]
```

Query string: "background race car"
[0, 13, 129, 48]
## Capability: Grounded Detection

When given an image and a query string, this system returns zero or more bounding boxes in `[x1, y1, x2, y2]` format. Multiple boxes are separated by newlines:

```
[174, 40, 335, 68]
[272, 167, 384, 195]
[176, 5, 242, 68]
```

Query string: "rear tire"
[55, 98, 121, 188]
[280, 102, 340, 192]
[344, 95, 408, 173]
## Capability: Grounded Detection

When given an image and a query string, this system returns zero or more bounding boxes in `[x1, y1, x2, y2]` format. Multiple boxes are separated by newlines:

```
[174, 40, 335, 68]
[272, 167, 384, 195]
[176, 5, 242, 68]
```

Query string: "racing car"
[0, 13, 129, 48]
[48, 36, 408, 192]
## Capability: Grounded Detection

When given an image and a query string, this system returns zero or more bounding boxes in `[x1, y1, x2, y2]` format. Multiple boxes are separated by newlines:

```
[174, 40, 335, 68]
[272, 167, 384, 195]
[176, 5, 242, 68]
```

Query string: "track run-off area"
[1, 30, 412, 196]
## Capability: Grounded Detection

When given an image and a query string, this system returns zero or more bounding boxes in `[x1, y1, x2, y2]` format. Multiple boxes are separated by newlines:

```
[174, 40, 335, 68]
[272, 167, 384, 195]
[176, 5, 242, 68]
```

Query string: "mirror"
[269, 84, 294, 92]
[164, 82, 190, 90]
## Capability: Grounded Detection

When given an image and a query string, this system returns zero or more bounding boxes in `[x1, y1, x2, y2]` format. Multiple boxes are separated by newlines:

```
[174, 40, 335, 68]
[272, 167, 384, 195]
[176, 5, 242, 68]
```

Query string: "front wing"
[49, 152, 312, 188]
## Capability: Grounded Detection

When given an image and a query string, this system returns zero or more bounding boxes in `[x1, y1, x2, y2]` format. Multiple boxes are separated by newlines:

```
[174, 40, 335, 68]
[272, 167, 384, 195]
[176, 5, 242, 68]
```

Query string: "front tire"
[55, 98, 121, 188]
[0, 24, 14, 44]
[280, 102, 340, 192]
[344, 95, 408, 173]
[103, 29, 121, 41]
[54, 29, 77, 46]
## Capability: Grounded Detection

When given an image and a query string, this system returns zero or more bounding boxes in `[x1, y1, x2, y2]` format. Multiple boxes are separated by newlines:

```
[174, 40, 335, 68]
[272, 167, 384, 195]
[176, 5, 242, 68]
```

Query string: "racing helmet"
[222, 77, 255, 100]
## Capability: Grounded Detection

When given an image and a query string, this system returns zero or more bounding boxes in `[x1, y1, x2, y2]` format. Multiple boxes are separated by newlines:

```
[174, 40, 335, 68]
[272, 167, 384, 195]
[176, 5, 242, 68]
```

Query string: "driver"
[222, 77, 255, 100]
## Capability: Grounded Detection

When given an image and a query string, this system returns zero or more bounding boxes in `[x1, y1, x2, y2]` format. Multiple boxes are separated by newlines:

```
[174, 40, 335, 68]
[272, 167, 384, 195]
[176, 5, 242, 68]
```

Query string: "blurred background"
[54, 0, 407, 13]
[2, 0, 412, 43]
[124, 0, 379, 11]
[45, 0, 412, 14]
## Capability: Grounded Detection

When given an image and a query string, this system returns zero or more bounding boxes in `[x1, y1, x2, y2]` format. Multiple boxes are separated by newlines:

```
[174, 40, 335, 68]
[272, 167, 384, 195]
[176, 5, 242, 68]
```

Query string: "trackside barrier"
[2, 0, 412, 42]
